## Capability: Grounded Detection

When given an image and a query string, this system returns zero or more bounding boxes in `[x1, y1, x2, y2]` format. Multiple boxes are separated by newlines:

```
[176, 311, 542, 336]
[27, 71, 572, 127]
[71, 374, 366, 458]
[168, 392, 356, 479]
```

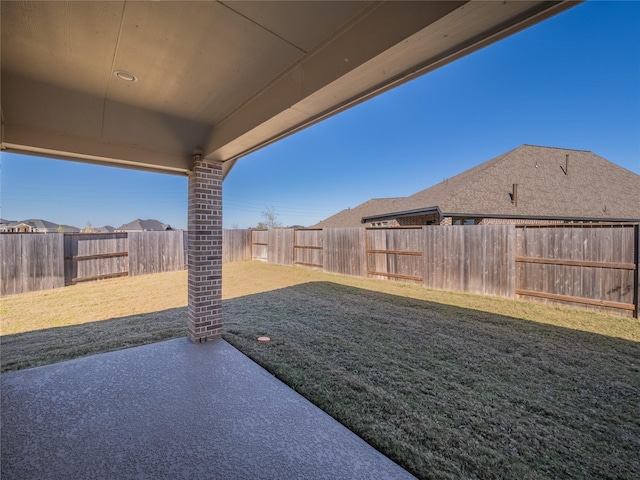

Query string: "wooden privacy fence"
[0, 234, 65, 295]
[251, 230, 268, 262]
[251, 225, 517, 300]
[1, 231, 188, 295]
[2, 230, 253, 295]
[223, 229, 251, 263]
[129, 231, 187, 276]
[64, 233, 128, 285]
[423, 225, 515, 298]
[515, 224, 638, 315]
[366, 227, 423, 282]
[250, 224, 639, 317]
[3, 225, 639, 317]
[294, 229, 323, 268]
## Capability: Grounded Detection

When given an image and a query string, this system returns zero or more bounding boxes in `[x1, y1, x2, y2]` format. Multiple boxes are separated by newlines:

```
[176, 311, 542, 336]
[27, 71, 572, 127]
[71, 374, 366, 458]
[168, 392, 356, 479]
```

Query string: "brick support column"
[187, 159, 223, 342]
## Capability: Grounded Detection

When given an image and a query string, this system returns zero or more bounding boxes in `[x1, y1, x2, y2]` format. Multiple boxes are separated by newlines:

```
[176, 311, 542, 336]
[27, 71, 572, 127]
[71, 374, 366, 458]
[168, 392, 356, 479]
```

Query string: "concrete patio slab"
[1, 338, 416, 480]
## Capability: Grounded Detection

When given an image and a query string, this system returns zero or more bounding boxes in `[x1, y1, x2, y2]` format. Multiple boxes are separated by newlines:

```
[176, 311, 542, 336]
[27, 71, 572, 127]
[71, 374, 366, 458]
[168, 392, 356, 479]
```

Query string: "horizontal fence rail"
[251, 230, 268, 262]
[2, 231, 191, 295]
[251, 224, 638, 318]
[2, 225, 639, 318]
[514, 224, 638, 316]
[64, 233, 129, 285]
[365, 227, 424, 282]
[423, 224, 516, 298]
[293, 229, 323, 268]
[2, 230, 252, 295]
[515, 256, 636, 270]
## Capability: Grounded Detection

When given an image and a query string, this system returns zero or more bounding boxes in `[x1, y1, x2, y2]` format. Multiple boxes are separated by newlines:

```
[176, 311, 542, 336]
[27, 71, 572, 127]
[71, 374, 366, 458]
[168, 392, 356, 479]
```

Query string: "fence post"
[322, 228, 327, 273]
[634, 223, 639, 319]
[363, 228, 369, 279]
[508, 225, 516, 299]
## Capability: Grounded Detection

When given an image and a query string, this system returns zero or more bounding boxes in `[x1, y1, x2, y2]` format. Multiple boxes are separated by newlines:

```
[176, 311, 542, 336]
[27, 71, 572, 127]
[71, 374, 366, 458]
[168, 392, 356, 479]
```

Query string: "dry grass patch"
[2, 261, 637, 341]
[1, 270, 188, 336]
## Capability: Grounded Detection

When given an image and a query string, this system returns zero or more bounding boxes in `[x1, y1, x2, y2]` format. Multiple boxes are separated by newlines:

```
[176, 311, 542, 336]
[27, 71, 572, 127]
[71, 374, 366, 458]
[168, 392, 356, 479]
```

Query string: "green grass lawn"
[222, 279, 640, 479]
[2, 261, 639, 478]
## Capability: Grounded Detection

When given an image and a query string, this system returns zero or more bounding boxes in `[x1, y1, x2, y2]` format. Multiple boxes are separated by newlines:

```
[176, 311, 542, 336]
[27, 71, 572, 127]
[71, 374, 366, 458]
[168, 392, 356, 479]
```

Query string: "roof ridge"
[521, 144, 592, 153]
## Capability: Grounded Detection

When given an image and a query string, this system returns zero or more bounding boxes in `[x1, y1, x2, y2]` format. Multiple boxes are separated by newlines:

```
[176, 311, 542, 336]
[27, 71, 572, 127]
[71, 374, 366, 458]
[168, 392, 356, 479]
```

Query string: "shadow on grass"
[221, 281, 640, 480]
[2, 281, 639, 479]
[0, 307, 187, 372]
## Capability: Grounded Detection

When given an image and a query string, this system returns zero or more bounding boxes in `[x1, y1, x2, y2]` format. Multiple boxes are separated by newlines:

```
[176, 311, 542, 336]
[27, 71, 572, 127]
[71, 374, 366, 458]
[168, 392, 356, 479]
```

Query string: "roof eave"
[462, 213, 640, 223]
[363, 208, 640, 224]
[362, 206, 441, 223]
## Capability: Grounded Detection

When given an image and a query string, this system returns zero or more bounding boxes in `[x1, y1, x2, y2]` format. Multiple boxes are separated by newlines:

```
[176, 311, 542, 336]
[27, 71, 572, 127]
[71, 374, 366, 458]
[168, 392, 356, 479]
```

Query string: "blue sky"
[1, 0, 638, 230]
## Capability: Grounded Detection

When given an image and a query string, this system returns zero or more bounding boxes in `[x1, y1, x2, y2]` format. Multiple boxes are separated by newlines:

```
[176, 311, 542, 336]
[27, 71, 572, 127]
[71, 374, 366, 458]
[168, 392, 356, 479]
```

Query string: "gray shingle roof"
[364, 145, 640, 222]
[312, 198, 406, 228]
[21, 219, 58, 230]
[10, 219, 80, 232]
[117, 219, 172, 231]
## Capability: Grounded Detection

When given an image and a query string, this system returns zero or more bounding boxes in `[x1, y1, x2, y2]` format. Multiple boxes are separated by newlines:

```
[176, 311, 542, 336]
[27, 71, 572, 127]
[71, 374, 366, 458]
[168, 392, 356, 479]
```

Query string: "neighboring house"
[1, 219, 80, 233]
[0, 218, 16, 232]
[313, 198, 406, 229]
[4, 222, 34, 233]
[316, 145, 640, 228]
[116, 219, 173, 232]
[81, 224, 116, 233]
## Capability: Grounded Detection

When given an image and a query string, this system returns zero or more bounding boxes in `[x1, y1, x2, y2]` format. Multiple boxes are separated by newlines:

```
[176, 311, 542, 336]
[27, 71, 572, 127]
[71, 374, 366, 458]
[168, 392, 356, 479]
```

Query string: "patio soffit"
[0, 1, 579, 177]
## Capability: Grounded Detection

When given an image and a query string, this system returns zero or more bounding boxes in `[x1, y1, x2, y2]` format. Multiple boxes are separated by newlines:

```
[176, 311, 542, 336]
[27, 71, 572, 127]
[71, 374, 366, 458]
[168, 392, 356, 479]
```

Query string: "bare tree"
[81, 221, 95, 233]
[260, 206, 281, 229]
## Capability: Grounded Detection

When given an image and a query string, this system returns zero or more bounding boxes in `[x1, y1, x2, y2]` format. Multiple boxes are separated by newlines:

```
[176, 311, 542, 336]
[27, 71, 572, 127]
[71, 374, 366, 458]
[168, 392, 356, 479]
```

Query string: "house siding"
[478, 218, 564, 226]
[396, 214, 441, 226]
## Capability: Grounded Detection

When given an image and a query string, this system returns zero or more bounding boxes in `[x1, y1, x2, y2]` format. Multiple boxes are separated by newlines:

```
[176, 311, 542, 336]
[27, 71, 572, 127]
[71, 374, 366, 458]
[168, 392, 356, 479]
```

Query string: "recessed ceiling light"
[114, 70, 138, 82]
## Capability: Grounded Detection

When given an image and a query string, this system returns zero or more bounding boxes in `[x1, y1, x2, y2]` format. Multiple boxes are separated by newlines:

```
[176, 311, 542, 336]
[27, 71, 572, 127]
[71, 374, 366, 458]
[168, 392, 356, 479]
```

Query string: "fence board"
[64, 233, 128, 284]
[324, 228, 366, 277]
[294, 229, 323, 268]
[251, 230, 268, 262]
[2, 225, 638, 317]
[634, 224, 640, 318]
[129, 231, 184, 276]
[423, 225, 514, 297]
[366, 228, 423, 282]
[223, 229, 252, 263]
[0, 234, 65, 295]
[267, 229, 294, 266]
[515, 225, 636, 315]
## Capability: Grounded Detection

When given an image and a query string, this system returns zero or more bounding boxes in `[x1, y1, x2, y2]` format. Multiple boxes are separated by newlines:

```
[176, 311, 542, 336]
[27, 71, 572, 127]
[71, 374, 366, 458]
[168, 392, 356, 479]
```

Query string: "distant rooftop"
[116, 219, 173, 232]
[313, 198, 406, 229]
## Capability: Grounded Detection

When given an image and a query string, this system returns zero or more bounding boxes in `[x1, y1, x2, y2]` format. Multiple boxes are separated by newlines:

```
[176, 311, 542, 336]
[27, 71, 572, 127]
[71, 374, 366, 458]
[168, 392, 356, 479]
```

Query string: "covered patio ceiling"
[1, 1, 578, 178]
